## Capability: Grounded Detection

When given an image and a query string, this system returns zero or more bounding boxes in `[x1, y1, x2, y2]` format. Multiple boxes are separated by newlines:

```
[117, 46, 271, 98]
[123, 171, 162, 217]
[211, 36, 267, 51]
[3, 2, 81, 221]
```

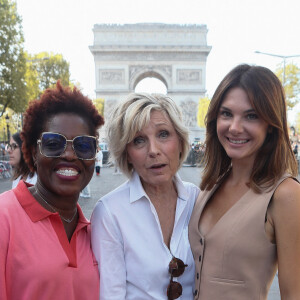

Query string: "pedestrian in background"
[95, 147, 103, 176]
[0, 82, 104, 300]
[91, 93, 199, 300]
[6, 132, 37, 188]
[113, 160, 122, 175]
[189, 64, 300, 299]
[80, 183, 91, 198]
[293, 141, 298, 157]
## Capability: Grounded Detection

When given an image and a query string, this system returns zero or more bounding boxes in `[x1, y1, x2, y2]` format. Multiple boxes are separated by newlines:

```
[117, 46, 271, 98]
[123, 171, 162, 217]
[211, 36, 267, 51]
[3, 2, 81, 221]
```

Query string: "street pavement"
[0, 165, 280, 299]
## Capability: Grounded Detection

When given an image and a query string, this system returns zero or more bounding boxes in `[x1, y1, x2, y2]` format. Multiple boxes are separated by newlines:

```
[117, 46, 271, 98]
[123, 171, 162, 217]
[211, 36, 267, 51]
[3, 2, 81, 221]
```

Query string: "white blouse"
[12, 173, 37, 189]
[91, 171, 199, 300]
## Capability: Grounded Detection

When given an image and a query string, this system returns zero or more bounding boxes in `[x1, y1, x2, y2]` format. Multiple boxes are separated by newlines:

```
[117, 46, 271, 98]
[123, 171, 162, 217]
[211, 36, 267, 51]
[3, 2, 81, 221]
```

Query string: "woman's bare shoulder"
[269, 177, 300, 224]
[273, 177, 300, 204]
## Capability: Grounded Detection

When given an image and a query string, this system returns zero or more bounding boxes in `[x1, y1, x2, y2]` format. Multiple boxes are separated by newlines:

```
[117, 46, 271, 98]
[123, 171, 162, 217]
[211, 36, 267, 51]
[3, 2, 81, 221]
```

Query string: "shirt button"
[197, 273, 199, 279]
[200, 238, 203, 245]
[199, 255, 201, 262]
[194, 289, 198, 296]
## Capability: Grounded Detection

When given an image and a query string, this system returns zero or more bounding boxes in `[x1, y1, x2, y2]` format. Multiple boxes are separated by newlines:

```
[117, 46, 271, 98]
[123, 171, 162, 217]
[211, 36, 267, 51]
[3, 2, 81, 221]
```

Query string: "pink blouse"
[0, 181, 99, 300]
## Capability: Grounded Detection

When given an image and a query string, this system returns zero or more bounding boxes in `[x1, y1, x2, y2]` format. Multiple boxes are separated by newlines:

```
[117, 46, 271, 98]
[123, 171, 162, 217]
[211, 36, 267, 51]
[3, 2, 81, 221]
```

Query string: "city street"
[0, 165, 280, 299]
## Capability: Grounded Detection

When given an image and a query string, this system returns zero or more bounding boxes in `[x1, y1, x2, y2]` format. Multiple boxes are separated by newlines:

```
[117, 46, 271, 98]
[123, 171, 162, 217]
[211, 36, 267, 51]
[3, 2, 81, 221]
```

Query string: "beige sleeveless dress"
[189, 175, 292, 300]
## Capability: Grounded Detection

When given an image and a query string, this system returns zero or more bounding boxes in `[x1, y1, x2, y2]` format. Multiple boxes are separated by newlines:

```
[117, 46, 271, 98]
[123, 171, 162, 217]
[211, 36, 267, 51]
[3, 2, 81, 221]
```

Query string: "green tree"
[275, 63, 300, 109]
[295, 112, 300, 134]
[0, 0, 27, 116]
[24, 52, 40, 103]
[93, 98, 105, 116]
[0, 108, 21, 141]
[197, 96, 210, 128]
[26, 52, 70, 99]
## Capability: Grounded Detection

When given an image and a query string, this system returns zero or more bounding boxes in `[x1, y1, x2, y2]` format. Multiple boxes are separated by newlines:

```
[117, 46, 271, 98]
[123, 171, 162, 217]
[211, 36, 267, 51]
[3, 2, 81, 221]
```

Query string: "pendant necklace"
[34, 187, 78, 223]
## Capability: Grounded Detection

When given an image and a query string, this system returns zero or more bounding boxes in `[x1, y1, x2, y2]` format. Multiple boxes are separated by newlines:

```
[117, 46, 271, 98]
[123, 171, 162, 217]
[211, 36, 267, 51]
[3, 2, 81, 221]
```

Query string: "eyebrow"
[220, 105, 256, 114]
[154, 122, 169, 126]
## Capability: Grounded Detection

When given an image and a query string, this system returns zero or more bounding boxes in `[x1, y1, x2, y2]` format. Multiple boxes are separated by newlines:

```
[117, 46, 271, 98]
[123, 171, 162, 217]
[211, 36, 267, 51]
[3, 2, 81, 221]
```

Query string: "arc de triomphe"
[89, 23, 211, 142]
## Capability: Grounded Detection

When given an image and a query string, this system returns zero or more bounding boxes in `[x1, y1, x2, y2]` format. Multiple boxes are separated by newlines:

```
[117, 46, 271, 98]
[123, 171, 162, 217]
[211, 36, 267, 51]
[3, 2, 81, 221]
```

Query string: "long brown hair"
[201, 64, 297, 192]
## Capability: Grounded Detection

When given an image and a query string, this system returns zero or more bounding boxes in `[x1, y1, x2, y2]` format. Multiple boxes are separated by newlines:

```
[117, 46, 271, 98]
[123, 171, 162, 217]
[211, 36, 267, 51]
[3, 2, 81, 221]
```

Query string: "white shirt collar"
[129, 171, 189, 204]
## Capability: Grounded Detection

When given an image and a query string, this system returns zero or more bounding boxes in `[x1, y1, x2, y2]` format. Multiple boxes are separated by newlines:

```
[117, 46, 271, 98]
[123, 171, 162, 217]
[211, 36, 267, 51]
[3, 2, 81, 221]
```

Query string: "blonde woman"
[91, 93, 200, 300]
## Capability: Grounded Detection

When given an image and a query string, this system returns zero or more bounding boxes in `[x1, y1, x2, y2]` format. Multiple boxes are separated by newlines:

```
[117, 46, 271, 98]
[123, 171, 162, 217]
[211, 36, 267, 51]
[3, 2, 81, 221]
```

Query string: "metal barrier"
[0, 158, 11, 179]
[0, 155, 10, 161]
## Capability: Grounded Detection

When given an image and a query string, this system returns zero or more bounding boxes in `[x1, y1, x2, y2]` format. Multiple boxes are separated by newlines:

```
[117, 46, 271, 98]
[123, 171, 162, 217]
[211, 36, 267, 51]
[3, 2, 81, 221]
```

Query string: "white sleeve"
[91, 201, 126, 300]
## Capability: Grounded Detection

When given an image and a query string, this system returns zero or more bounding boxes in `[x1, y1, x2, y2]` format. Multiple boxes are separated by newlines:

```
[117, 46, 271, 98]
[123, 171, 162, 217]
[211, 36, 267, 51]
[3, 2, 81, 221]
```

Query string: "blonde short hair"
[107, 93, 190, 178]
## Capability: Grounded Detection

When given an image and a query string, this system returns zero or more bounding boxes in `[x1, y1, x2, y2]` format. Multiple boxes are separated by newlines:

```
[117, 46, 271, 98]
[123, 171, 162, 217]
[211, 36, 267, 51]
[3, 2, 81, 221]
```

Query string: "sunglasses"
[5, 143, 19, 151]
[167, 257, 188, 300]
[37, 132, 97, 160]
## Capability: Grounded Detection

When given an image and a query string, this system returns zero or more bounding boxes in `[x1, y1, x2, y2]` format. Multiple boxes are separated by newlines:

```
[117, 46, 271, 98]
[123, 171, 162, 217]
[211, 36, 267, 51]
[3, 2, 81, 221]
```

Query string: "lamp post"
[5, 114, 10, 143]
[3, 128, 6, 143]
[254, 51, 300, 86]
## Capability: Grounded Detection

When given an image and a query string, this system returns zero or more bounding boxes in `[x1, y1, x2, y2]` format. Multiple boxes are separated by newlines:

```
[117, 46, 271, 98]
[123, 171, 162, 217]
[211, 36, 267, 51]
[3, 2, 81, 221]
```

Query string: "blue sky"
[16, 0, 300, 123]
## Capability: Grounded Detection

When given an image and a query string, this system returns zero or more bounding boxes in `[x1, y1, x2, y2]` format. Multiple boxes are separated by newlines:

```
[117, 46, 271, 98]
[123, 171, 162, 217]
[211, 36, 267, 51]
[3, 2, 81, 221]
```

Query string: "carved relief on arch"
[179, 99, 198, 127]
[99, 69, 125, 84]
[129, 65, 171, 90]
[177, 69, 202, 85]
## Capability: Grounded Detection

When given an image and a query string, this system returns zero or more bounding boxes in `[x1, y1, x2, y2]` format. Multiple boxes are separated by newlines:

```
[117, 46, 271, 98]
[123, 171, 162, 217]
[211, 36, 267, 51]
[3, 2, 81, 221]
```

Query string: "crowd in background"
[185, 142, 206, 167]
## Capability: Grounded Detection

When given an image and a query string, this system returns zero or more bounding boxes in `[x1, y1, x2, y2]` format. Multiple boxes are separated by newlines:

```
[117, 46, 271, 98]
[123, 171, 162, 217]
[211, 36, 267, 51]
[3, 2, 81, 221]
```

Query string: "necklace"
[34, 187, 78, 223]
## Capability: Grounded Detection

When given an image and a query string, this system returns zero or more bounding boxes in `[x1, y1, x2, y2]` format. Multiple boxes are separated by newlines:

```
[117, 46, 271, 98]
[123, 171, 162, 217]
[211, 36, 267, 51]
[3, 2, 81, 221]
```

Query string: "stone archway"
[135, 76, 167, 94]
[89, 23, 211, 142]
[130, 67, 170, 91]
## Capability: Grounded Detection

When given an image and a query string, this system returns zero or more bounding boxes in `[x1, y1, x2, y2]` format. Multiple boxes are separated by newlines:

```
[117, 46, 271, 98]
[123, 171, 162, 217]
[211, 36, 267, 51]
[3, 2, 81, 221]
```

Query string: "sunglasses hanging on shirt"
[167, 256, 188, 300]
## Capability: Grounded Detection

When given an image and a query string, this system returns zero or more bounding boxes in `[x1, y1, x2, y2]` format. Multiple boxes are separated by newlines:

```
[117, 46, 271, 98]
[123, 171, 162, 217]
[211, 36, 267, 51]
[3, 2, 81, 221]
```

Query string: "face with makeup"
[126, 110, 182, 189]
[217, 87, 269, 165]
[33, 113, 95, 198]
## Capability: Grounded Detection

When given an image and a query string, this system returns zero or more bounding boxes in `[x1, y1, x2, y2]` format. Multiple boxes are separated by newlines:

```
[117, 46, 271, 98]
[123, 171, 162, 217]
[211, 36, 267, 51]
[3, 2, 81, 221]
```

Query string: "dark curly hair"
[21, 81, 104, 172]
[11, 132, 34, 180]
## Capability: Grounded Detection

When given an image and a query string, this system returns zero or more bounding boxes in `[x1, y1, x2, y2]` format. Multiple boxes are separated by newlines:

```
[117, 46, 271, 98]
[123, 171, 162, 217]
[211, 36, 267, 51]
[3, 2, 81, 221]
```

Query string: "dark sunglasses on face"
[167, 256, 188, 300]
[5, 143, 19, 151]
[37, 132, 97, 160]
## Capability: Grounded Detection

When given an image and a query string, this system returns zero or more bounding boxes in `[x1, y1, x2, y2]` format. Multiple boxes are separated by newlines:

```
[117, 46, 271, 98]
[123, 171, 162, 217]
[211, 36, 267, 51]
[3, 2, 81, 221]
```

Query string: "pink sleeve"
[0, 211, 9, 300]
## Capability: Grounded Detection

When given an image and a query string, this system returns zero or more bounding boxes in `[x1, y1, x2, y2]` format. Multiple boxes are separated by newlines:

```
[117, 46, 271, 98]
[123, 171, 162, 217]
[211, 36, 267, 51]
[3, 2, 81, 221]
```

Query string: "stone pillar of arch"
[89, 23, 211, 142]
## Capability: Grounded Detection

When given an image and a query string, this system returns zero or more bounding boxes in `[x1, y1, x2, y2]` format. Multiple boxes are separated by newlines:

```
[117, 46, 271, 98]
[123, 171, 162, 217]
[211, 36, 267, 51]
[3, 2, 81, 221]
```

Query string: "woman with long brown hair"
[189, 64, 300, 299]
[6, 132, 37, 188]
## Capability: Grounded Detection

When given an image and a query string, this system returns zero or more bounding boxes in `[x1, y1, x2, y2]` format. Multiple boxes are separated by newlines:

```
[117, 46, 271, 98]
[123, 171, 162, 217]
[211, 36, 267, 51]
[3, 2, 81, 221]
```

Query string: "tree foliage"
[26, 52, 70, 99]
[295, 112, 300, 135]
[0, 108, 21, 142]
[275, 63, 300, 109]
[93, 98, 105, 116]
[197, 96, 210, 128]
[0, 0, 27, 116]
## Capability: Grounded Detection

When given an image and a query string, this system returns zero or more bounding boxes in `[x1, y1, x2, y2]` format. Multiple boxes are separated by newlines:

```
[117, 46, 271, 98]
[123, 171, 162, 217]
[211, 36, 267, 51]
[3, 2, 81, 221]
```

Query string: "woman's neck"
[142, 180, 177, 203]
[229, 160, 254, 187]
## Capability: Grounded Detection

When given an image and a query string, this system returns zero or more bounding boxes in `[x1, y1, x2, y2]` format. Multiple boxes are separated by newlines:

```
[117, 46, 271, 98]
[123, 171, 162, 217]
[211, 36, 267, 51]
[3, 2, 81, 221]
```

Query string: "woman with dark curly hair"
[0, 82, 104, 300]
[6, 132, 37, 188]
